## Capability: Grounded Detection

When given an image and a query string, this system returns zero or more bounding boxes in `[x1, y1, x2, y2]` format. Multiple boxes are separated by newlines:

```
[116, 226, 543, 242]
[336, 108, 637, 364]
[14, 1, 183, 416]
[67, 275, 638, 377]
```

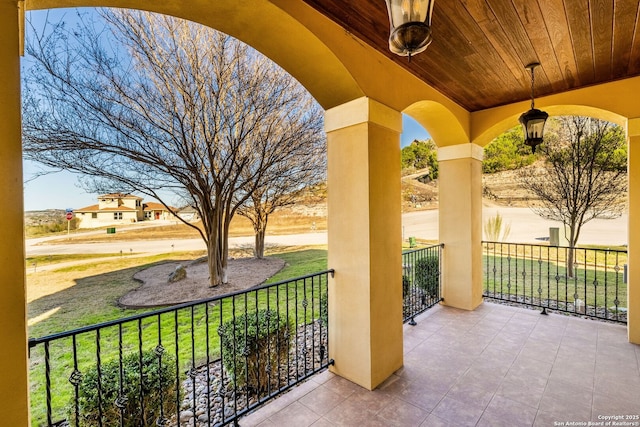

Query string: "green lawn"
[483, 245, 627, 310]
[28, 247, 328, 426]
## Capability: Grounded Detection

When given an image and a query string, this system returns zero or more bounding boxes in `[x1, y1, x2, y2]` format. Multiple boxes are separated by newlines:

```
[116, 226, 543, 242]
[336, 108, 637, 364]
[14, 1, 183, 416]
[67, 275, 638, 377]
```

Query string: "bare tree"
[519, 116, 627, 275]
[22, 9, 325, 287]
[237, 129, 325, 258]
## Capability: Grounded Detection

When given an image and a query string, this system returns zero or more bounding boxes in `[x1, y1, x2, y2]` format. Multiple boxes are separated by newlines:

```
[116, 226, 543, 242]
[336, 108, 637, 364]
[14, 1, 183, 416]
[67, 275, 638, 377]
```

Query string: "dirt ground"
[119, 257, 285, 308]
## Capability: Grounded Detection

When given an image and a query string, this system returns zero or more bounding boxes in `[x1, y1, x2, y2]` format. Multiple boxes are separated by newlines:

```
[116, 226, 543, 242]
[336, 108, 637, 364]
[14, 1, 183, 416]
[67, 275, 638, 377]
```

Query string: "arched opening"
[16, 5, 350, 425]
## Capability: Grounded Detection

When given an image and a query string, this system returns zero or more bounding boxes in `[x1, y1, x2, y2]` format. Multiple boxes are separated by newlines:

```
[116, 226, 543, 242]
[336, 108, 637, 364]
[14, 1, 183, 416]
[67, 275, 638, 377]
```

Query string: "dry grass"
[27, 251, 208, 337]
[47, 209, 327, 244]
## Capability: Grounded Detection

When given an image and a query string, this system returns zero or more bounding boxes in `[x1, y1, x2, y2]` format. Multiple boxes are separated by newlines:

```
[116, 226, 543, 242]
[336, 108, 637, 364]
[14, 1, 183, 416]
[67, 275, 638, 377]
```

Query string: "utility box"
[549, 228, 559, 246]
[409, 237, 417, 248]
[107, 227, 116, 234]
[549, 227, 569, 246]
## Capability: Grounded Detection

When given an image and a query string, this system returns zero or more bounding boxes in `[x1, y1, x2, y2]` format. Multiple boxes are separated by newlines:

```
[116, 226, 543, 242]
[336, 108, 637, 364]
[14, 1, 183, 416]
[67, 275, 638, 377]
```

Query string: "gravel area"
[119, 257, 285, 308]
[483, 291, 628, 323]
[170, 320, 328, 426]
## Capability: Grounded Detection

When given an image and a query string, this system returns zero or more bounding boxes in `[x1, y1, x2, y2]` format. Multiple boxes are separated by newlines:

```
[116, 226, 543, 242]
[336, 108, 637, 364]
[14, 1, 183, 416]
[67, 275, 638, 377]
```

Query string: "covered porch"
[1, 1, 640, 425]
[242, 303, 640, 426]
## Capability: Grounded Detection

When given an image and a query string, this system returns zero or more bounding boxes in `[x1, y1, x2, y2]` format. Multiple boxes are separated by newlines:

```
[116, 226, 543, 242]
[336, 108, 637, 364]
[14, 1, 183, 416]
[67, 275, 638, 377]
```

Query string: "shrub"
[484, 212, 511, 242]
[414, 256, 439, 298]
[483, 127, 537, 173]
[319, 294, 328, 326]
[401, 139, 438, 179]
[402, 275, 411, 298]
[70, 349, 177, 427]
[219, 309, 291, 392]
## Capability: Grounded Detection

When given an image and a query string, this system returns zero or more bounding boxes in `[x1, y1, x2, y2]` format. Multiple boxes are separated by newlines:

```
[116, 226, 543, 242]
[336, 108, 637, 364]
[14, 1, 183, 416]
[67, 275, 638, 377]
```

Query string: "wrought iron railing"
[483, 241, 627, 323]
[402, 244, 443, 324]
[28, 270, 333, 427]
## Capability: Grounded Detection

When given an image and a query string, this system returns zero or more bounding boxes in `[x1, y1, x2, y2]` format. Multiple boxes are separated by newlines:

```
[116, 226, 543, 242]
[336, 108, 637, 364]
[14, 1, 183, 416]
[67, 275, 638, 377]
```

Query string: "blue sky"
[22, 9, 431, 211]
[23, 115, 430, 211]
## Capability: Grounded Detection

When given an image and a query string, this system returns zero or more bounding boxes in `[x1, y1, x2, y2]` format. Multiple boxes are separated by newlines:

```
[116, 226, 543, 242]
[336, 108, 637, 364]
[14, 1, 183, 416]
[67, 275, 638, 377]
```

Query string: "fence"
[483, 241, 627, 323]
[28, 270, 333, 427]
[402, 244, 443, 324]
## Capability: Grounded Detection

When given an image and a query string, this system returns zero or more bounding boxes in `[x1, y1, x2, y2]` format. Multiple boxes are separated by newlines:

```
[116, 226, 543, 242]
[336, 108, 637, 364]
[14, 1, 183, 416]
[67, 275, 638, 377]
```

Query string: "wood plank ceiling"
[302, 0, 640, 112]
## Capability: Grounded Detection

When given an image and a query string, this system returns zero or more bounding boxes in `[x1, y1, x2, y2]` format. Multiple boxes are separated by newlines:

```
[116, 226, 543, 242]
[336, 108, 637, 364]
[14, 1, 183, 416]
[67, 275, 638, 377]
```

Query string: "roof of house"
[178, 206, 198, 213]
[143, 202, 176, 212]
[74, 204, 99, 212]
[98, 193, 143, 200]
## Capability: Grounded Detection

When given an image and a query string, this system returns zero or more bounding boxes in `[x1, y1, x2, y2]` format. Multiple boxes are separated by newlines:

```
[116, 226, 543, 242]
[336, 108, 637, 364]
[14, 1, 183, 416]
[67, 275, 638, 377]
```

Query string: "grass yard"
[28, 247, 328, 425]
[483, 244, 628, 310]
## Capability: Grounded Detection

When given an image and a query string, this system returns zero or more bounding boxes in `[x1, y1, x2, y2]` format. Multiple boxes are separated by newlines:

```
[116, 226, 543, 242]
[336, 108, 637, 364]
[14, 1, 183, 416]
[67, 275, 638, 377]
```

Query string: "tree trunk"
[205, 207, 224, 287]
[207, 237, 220, 287]
[255, 228, 266, 259]
[566, 224, 577, 279]
[567, 246, 575, 279]
[253, 213, 268, 259]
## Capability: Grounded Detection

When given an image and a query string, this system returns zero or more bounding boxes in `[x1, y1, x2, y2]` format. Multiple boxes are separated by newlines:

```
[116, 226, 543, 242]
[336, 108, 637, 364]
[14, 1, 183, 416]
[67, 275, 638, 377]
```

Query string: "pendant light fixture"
[385, 0, 435, 61]
[519, 63, 548, 153]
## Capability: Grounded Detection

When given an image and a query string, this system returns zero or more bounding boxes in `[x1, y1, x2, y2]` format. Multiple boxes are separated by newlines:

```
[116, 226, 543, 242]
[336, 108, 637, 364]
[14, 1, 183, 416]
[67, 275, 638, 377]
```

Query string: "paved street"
[25, 232, 329, 256]
[402, 206, 628, 247]
[26, 207, 628, 257]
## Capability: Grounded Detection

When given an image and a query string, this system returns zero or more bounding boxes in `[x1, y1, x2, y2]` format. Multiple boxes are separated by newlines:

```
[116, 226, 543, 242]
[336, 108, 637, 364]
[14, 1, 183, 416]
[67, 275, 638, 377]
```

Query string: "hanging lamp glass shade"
[519, 63, 548, 153]
[519, 108, 548, 153]
[385, 0, 435, 58]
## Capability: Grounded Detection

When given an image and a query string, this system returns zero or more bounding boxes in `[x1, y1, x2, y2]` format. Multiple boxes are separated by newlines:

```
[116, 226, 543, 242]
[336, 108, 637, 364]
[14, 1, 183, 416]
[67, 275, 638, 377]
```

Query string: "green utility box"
[107, 227, 116, 234]
[409, 237, 417, 248]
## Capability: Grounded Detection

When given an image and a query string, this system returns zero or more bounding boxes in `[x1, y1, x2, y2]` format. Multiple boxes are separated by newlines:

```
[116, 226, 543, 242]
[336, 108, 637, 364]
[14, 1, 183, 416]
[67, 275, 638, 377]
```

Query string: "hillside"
[400, 165, 542, 210]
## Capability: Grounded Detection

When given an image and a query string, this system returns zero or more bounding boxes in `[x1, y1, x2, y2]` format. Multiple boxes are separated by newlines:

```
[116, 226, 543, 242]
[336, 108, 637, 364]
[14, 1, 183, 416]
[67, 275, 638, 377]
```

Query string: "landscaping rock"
[169, 265, 187, 283]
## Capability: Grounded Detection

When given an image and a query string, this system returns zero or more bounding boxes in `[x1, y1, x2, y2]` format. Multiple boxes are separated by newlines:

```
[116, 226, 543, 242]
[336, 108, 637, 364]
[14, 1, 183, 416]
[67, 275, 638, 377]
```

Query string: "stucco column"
[437, 143, 484, 310]
[326, 97, 403, 390]
[627, 119, 640, 344]
[0, 1, 30, 425]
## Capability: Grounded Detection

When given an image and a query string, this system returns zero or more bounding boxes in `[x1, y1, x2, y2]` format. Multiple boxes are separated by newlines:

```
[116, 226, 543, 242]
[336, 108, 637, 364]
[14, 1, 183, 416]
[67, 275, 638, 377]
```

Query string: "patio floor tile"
[239, 302, 639, 427]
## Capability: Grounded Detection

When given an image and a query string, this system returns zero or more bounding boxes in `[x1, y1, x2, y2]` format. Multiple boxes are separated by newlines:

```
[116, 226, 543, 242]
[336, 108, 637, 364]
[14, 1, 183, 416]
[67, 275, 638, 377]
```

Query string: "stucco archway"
[28, 0, 365, 109]
[403, 100, 470, 148]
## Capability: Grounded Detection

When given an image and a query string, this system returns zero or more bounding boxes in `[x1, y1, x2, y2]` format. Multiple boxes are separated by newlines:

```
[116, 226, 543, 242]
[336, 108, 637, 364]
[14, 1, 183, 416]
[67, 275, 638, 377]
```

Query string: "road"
[25, 232, 329, 256]
[402, 206, 628, 247]
[26, 207, 628, 256]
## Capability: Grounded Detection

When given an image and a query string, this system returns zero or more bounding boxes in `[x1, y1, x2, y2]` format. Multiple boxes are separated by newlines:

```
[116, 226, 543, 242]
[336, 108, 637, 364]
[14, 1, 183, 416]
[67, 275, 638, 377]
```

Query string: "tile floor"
[239, 302, 640, 427]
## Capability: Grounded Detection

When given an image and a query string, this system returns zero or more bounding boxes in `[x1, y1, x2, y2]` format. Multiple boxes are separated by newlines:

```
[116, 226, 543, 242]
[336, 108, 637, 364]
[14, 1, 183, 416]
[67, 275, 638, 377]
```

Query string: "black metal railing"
[402, 244, 443, 324]
[28, 270, 333, 427]
[483, 241, 627, 323]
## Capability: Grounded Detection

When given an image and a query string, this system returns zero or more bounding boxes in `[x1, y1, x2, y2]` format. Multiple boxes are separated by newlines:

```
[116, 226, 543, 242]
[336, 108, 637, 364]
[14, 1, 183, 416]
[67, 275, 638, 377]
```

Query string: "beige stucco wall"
[326, 98, 403, 390]
[627, 119, 640, 344]
[437, 144, 484, 310]
[77, 210, 140, 228]
[0, 2, 30, 424]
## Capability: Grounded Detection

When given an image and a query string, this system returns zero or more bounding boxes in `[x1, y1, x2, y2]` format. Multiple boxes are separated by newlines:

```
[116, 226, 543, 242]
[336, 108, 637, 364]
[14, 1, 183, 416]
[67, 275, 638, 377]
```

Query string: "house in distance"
[74, 193, 176, 229]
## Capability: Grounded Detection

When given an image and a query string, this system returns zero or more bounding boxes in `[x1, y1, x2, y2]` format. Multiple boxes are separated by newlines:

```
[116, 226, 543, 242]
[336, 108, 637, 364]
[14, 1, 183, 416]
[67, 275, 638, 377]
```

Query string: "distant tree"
[401, 139, 438, 179]
[483, 127, 537, 173]
[519, 116, 627, 276]
[236, 124, 325, 259]
[22, 10, 324, 287]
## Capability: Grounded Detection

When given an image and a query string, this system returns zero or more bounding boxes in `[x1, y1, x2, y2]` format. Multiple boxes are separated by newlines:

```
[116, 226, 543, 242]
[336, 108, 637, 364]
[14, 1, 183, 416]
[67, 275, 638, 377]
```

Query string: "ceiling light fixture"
[385, 0, 435, 61]
[519, 63, 548, 153]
